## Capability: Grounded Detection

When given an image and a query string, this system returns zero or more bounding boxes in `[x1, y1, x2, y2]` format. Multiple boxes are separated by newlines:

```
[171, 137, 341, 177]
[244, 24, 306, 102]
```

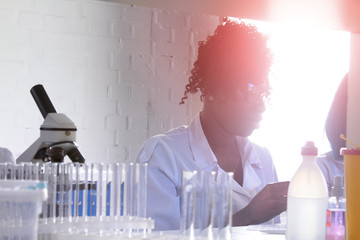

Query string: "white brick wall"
[0, 0, 219, 163]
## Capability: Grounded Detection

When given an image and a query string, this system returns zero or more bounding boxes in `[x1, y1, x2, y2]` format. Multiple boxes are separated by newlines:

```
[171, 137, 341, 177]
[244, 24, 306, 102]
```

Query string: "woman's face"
[205, 81, 268, 137]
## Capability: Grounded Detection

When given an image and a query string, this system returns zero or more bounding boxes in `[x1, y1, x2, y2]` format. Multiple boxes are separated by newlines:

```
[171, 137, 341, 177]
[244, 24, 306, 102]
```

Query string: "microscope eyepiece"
[30, 84, 57, 119]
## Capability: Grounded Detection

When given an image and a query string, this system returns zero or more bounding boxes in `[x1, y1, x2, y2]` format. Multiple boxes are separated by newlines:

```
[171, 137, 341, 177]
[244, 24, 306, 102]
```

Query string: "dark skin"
[233, 181, 289, 225]
[200, 83, 289, 226]
[200, 107, 245, 186]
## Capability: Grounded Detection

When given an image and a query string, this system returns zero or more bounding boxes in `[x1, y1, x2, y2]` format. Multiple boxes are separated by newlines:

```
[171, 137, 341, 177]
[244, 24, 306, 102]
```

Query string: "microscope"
[16, 84, 85, 163]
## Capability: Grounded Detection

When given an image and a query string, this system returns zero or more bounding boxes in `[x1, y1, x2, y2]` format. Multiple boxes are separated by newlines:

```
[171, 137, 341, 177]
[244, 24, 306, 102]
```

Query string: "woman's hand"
[233, 181, 289, 226]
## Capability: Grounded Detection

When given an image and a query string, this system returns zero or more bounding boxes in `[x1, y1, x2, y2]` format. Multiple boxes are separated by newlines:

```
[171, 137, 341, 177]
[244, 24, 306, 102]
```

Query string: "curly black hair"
[180, 18, 273, 104]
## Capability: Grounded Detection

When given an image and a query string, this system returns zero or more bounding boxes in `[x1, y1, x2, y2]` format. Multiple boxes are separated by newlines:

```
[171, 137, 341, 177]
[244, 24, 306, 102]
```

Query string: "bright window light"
[246, 20, 350, 181]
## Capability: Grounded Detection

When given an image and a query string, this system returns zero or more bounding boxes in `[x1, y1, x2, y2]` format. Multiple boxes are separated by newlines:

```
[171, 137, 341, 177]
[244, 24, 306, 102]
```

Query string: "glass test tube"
[198, 171, 216, 239]
[214, 171, 233, 240]
[180, 170, 197, 239]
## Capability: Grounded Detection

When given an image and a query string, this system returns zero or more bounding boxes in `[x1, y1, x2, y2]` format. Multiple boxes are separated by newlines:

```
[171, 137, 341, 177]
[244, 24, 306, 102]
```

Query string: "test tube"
[20, 163, 32, 180]
[124, 163, 141, 216]
[82, 163, 89, 219]
[214, 171, 233, 240]
[73, 163, 81, 219]
[40, 163, 48, 221]
[136, 163, 148, 218]
[122, 163, 130, 217]
[198, 171, 216, 239]
[7, 163, 18, 179]
[95, 163, 105, 219]
[31, 163, 40, 180]
[105, 163, 112, 217]
[108, 163, 123, 217]
[67, 163, 74, 220]
[58, 163, 73, 220]
[87, 163, 107, 220]
[58, 163, 65, 219]
[46, 163, 58, 222]
[180, 170, 197, 239]
[89, 163, 97, 217]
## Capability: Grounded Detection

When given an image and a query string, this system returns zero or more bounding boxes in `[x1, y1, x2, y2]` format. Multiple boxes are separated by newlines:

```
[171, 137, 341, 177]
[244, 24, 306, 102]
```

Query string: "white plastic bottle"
[326, 175, 346, 240]
[286, 141, 328, 240]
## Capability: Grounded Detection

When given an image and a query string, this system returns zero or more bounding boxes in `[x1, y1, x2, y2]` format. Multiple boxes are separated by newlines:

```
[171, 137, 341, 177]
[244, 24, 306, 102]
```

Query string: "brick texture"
[0, 0, 219, 163]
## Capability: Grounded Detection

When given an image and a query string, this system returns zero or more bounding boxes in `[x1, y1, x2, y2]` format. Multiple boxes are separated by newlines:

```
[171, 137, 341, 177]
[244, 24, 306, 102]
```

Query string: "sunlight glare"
[246, 20, 350, 181]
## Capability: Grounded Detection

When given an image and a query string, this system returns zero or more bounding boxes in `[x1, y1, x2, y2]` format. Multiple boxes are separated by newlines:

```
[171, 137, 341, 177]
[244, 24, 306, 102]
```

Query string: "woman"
[136, 18, 289, 231]
[316, 73, 348, 193]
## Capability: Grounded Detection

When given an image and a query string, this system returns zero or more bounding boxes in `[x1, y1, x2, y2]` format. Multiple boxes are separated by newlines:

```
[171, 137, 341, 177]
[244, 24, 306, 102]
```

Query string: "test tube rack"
[0, 162, 153, 239]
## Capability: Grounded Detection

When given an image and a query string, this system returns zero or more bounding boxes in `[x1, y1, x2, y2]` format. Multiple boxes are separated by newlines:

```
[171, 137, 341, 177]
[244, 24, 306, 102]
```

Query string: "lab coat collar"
[235, 137, 262, 168]
[188, 113, 217, 171]
[188, 113, 263, 198]
[234, 137, 263, 197]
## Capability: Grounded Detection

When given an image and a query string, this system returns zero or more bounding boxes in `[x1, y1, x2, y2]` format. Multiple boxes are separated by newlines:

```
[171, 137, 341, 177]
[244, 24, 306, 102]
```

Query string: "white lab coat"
[0, 147, 15, 163]
[316, 151, 344, 194]
[136, 113, 278, 230]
